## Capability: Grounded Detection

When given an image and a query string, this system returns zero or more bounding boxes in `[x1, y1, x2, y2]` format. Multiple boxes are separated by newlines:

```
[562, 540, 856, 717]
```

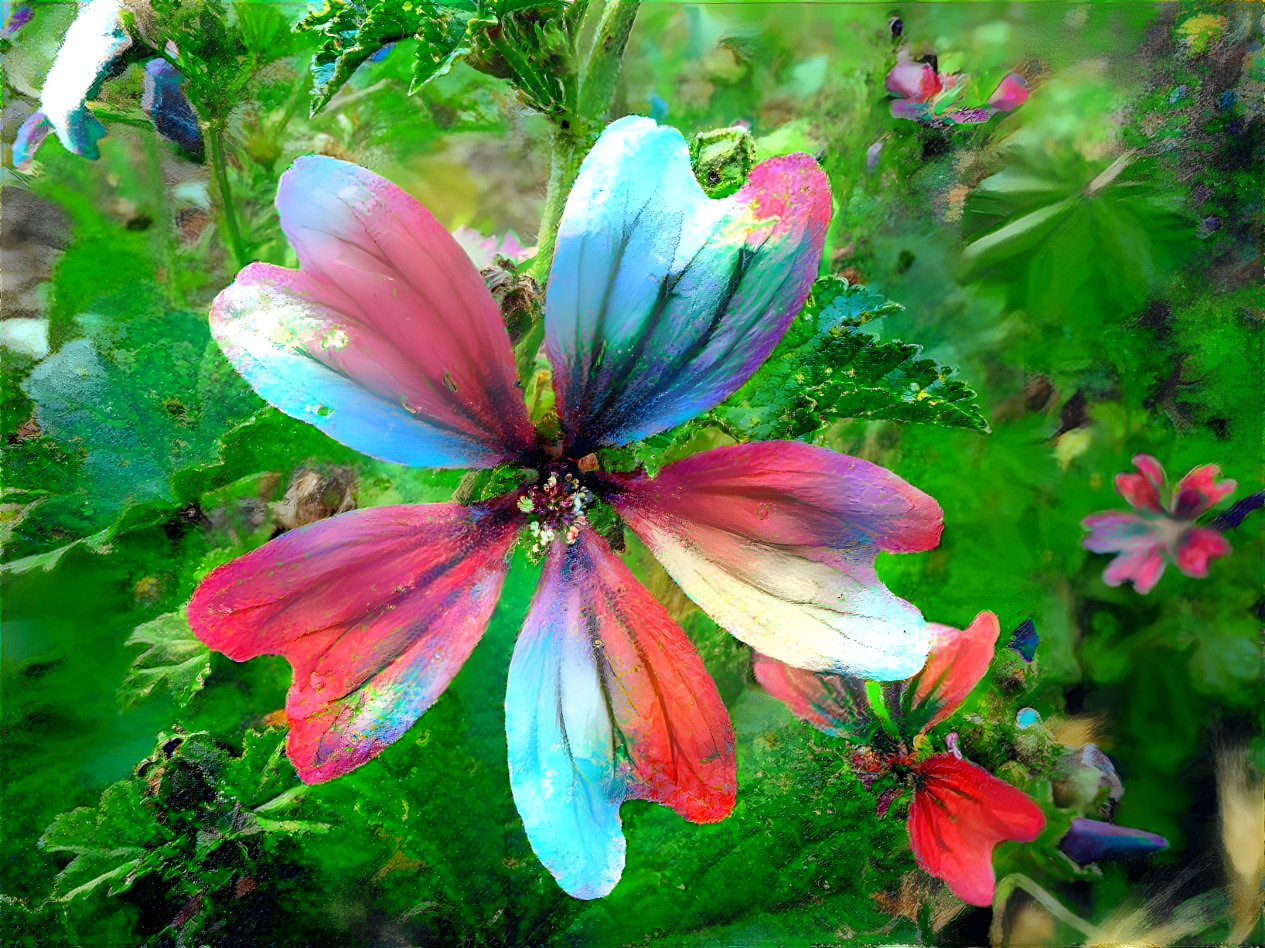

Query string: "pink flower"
[757, 612, 1046, 905]
[188, 116, 946, 899]
[885, 54, 1028, 127]
[451, 224, 531, 269]
[1082, 454, 1236, 594]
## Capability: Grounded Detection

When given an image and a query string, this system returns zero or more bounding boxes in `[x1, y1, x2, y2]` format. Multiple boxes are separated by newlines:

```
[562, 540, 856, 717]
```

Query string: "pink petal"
[187, 502, 519, 783]
[986, 74, 1029, 111]
[1115, 454, 1166, 511]
[212, 156, 535, 469]
[886, 61, 941, 102]
[1171, 464, 1236, 519]
[752, 653, 876, 740]
[1175, 526, 1231, 577]
[605, 441, 943, 679]
[908, 755, 1045, 906]
[904, 611, 1000, 733]
[505, 529, 735, 898]
[544, 117, 831, 452]
[1115, 475, 1163, 514]
[1080, 510, 1157, 554]
[1102, 546, 1167, 594]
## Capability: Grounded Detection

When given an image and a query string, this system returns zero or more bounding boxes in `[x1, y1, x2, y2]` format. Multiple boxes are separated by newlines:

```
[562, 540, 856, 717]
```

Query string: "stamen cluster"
[516, 469, 595, 558]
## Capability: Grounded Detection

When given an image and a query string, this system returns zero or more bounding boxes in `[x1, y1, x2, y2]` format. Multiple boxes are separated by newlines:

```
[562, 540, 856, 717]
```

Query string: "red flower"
[757, 610, 1046, 905]
[908, 755, 1044, 906]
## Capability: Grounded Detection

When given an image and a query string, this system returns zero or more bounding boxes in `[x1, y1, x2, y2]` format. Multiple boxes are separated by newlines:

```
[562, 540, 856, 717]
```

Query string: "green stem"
[578, 0, 640, 120]
[207, 120, 248, 269]
[989, 873, 1100, 947]
[531, 122, 585, 284]
[530, 1, 640, 283]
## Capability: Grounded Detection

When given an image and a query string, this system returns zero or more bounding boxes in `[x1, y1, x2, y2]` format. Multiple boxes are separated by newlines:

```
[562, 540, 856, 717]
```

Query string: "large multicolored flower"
[1081, 453, 1236, 594]
[756, 611, 1045, 906]
[188, 116, 946, 899]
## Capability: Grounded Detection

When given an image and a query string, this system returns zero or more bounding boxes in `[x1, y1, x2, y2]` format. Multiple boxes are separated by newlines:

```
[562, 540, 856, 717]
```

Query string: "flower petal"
[606, 441, 942, 678]
[886, 61, 941, 102]
[12, 110, 54, 170]
[187, 503, 518, 783]
[1102, 546, 1167, 593]
[211, 156, 535, 468]
[1008, 618, 1038, 663]
[908, 755, 1045, 906]
[1175, 525, 1231, 577]
[141, 59, 203, 160]
[40, 0, 134, 160]
[545, 116, 830, 452]
[1058, 818, 1168, 865]
[895, 611, 999, 735]
[1115, 454, 1166, 512]
[752, 653, 878, 741]
[1171, 464, 1236, 519]
[506, 529, 736, 899]
[1080, 510, 1156, 554]
[986, 73, 1030, 111]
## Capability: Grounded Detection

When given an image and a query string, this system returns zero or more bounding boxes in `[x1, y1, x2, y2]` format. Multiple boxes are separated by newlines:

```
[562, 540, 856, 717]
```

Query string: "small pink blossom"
[1082, 454, 1236, 594]
[885, 53, 1028, 126]
[451, 224, 531, 269]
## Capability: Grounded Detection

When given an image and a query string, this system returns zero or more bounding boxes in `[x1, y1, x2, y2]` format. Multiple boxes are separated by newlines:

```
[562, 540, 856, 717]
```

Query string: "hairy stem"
[531, 0, 640, 283]
[207, 120, 248, 269]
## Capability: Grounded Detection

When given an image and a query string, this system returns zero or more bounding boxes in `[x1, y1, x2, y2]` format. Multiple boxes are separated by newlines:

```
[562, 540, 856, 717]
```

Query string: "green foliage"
[299, 0, 580, 117]
[961, 146, 1194, 324]
[706, 278, 990, 440]
[35, 729, 320, 942]
[119, 612, 212, 709]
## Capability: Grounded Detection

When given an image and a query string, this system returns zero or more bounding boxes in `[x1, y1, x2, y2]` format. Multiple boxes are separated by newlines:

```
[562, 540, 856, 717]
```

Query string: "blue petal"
[544, 116, 830, 452]
[505, 546, 628, 900]
[1059, 818, 1168, 864]
[142, 59, 203, 160]
[40, 0, 134, 160]
[1008, 618, 1038, 662]
[12, 110, 54, 169]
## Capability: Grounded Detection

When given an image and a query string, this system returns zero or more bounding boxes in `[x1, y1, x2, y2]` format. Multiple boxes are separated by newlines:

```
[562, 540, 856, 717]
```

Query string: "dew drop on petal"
[308, 672, 326, 691]
[756, 502, 771, 519]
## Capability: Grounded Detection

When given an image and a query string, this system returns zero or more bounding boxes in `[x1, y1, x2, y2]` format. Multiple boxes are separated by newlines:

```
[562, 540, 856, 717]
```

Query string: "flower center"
[516, 467, 595, 556]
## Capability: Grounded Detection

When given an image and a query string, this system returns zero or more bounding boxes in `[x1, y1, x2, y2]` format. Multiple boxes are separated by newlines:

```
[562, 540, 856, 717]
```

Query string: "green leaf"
[13, 319, 260, 552]
[702, 278, 990, 439]
[961, 147, 1194, 320]
[40, 782, 157, 901]
[300, 0, 480, 115]
[118, 612, 212, 709]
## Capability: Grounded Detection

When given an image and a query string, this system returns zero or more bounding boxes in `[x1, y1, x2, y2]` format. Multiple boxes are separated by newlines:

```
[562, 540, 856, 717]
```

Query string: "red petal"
[904, 611, 1000, 733]
[1175, 526, 1231, 577]
[752, 653, 876, 740]
[908, 755, 1045, 906]
[188, 503, 518, 783]
[1171, 464, 1236, 518]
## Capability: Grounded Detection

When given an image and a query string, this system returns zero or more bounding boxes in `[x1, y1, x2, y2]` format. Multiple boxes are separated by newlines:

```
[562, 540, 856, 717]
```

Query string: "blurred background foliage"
[2, 1, 1262, 945]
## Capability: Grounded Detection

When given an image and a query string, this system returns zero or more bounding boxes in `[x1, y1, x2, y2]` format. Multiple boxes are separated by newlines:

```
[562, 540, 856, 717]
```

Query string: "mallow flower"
[756, 611, 1046, 906]
[886, 55, 1028, 126]
[13, 0, 202, 169]
[1081, 454, 1236, 594]
[188, 116, 946, 899]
